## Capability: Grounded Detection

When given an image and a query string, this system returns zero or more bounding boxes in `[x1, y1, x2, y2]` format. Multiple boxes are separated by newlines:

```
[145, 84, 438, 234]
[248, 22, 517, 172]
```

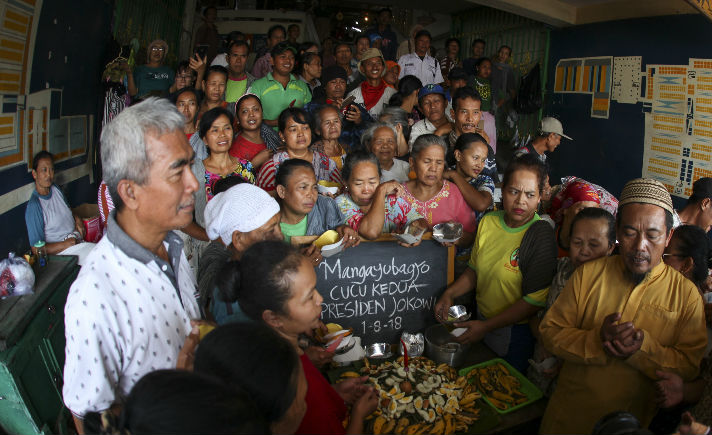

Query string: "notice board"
[315, 238, 454, 345]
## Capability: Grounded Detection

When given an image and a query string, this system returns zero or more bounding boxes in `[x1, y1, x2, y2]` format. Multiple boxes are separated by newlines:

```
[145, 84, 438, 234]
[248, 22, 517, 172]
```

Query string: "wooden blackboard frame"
[302, 233, 455, 344]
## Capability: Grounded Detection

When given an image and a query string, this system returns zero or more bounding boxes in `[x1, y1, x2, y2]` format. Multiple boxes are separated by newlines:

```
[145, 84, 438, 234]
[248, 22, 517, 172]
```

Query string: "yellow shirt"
[468, 211, 549, 319]
[539, 256, 706, 434]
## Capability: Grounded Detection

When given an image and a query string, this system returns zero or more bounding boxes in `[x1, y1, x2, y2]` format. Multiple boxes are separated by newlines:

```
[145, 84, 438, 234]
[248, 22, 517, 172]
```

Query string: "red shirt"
[229, 134, 266, 162]
[295, 354, 347, 435]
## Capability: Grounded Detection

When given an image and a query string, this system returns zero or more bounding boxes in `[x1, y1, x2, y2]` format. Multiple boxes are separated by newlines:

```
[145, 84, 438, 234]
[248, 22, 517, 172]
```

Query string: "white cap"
[540, 117, 572, 140]
[204, 184, 280, 245]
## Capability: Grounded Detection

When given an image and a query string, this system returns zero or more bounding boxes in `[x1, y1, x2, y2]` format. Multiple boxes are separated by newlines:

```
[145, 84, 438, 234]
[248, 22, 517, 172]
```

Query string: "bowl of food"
[394, 221, 426, 245]
[432, 222, 463, 244]
[314, 230, 343, 257]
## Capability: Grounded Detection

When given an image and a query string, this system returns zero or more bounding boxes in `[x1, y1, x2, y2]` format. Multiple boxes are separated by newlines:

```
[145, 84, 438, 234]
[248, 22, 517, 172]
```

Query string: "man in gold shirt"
[539, 178, 707, 434]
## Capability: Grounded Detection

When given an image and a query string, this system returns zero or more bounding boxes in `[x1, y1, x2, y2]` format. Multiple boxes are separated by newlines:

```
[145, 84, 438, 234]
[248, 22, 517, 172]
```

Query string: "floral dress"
[401, 180, 477, 233]
[336, 193, 423, 234]
[204, 159, 255, 201]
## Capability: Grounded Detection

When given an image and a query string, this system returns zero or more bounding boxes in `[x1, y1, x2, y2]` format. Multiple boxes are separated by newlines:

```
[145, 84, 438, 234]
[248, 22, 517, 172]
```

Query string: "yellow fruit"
[340, 371, 360, 378]
[314, 230, 340, 248]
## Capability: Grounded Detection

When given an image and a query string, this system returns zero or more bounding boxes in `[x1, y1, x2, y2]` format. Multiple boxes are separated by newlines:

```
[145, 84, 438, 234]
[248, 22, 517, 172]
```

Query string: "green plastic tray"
[459, 358, 543, 415]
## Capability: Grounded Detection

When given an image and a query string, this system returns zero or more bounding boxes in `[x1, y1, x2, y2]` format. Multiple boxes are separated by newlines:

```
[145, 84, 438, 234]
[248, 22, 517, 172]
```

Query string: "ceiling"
[462, 0, 699, 27]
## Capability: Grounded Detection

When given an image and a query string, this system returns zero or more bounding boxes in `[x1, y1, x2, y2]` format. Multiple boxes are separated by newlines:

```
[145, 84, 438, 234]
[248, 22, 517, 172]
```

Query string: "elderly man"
[409, 84, 451, 147]
[63, 98, 201, 428]
[25, 150, 85, 254]
[539, 178, 707, 434]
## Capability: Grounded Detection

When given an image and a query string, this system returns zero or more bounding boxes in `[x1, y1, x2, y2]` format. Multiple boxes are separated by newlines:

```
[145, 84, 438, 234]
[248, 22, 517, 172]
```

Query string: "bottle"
[33, 241, 48, 268]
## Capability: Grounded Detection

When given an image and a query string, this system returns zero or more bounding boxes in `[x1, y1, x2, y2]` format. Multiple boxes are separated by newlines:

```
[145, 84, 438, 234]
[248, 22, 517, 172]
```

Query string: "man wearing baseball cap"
[345, 47, 396, 119]
[409, 84, 451, 147]
[514, 116, 572, 171]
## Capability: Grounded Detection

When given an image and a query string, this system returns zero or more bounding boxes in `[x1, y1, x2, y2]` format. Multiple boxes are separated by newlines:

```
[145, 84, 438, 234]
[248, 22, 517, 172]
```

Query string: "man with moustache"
[539, 178, 707, 434]
[63, 98, 202, 429]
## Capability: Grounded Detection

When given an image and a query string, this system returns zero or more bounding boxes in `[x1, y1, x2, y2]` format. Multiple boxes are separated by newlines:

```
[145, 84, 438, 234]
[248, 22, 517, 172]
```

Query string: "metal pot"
[424, 324, 470, 367]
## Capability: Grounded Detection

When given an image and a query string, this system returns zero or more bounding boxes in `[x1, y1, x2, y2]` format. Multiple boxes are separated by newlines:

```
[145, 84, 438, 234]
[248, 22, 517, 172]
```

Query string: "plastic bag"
[0, 253, 35, 299]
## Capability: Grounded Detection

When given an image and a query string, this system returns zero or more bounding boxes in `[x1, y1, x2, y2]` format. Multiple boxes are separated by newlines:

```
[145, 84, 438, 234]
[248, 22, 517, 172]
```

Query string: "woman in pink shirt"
[401, 134, 477, 248]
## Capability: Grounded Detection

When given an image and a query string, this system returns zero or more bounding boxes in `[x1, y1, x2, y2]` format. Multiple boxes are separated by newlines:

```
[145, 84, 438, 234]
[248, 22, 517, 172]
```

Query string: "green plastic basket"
[459, 358, 543, 415]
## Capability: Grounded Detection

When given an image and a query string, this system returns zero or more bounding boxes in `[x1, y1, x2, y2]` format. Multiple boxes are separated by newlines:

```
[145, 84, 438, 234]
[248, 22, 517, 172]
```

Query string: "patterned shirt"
[468, 173, 495, 221]
[401, 180, 477, 233]
[336, 193, 423, 234]
[256, 151, 343, 192]
[204, 159, 255, 201]
[63, 212, 200, 416]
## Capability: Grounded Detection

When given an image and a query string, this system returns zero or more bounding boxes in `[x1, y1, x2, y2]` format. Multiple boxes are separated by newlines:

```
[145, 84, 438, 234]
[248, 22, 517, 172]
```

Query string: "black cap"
[321, 65, 348, 84]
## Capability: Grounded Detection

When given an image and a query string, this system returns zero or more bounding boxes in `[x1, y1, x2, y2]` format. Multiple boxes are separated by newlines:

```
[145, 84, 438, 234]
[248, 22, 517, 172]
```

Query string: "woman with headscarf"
[548, 176, 618, 255]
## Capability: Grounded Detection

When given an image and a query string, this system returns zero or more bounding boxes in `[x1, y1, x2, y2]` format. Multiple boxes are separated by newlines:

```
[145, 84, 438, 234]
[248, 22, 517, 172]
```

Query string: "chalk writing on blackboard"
[316, 240, 452, 344]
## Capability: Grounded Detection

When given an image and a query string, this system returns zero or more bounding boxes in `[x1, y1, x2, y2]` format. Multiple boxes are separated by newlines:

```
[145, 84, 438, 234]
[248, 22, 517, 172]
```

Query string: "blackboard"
[315, 238, 454, 345]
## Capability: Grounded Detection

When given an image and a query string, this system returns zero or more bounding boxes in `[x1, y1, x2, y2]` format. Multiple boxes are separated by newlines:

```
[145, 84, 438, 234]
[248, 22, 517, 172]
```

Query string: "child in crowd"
[528, 207, 616, 395]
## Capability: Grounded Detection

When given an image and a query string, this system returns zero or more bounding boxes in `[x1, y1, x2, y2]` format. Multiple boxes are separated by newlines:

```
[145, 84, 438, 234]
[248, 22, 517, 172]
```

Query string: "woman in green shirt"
[275, 159, 360, 258]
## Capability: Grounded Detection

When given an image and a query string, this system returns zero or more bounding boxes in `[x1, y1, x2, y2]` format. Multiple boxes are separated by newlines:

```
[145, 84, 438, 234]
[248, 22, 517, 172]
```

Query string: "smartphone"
[339, 95, 356, 116]
[195, 44, 209, 59]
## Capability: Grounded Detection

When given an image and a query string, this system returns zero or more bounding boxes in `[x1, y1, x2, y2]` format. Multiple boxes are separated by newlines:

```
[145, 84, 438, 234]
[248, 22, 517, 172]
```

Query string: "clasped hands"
[600, 312, 644, 359]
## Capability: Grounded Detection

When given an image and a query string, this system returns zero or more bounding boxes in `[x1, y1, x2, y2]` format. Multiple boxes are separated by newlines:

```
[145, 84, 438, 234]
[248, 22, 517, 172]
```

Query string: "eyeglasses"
[151, 47, 166, 52]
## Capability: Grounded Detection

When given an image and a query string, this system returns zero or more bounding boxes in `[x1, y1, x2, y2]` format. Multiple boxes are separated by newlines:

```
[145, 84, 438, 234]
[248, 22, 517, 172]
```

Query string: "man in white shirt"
[398, 29, 443, 86]
[409, 84, 452, 147]
[63, 98, 201, 429]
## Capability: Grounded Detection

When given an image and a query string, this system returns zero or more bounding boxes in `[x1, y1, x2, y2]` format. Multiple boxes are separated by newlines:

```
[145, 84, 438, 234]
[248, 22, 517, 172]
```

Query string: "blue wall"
[0, 0, 113, 257]
[545, 14, 712, 208]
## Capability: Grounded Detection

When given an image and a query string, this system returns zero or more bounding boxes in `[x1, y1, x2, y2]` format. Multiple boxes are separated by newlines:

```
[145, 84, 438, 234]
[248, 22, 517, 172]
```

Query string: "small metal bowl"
[432, 222, 464, 244]
[442, 305, 471, 324]
[365, 342, 393, 359]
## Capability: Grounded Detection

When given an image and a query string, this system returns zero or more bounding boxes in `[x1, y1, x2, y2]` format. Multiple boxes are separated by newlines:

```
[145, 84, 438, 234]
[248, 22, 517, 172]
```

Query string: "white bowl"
[321, 238, 344, 257]
[317, 184, 339, 195]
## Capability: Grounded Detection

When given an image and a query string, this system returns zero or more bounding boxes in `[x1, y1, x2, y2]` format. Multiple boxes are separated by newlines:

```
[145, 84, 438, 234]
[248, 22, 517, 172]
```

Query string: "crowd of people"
[22, 9, 712, 435]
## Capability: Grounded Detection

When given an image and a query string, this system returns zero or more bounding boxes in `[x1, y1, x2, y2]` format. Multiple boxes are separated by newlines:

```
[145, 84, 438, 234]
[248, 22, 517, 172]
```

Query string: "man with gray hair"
[62, 98, 201, 426]
[539, 178, 707, 434]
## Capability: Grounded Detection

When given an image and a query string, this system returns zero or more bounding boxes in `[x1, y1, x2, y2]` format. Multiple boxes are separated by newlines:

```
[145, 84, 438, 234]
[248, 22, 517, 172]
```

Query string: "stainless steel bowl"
[424, 324, 470, 367]
[433, 222, 463, 242]
[365, 342, 393, 359]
